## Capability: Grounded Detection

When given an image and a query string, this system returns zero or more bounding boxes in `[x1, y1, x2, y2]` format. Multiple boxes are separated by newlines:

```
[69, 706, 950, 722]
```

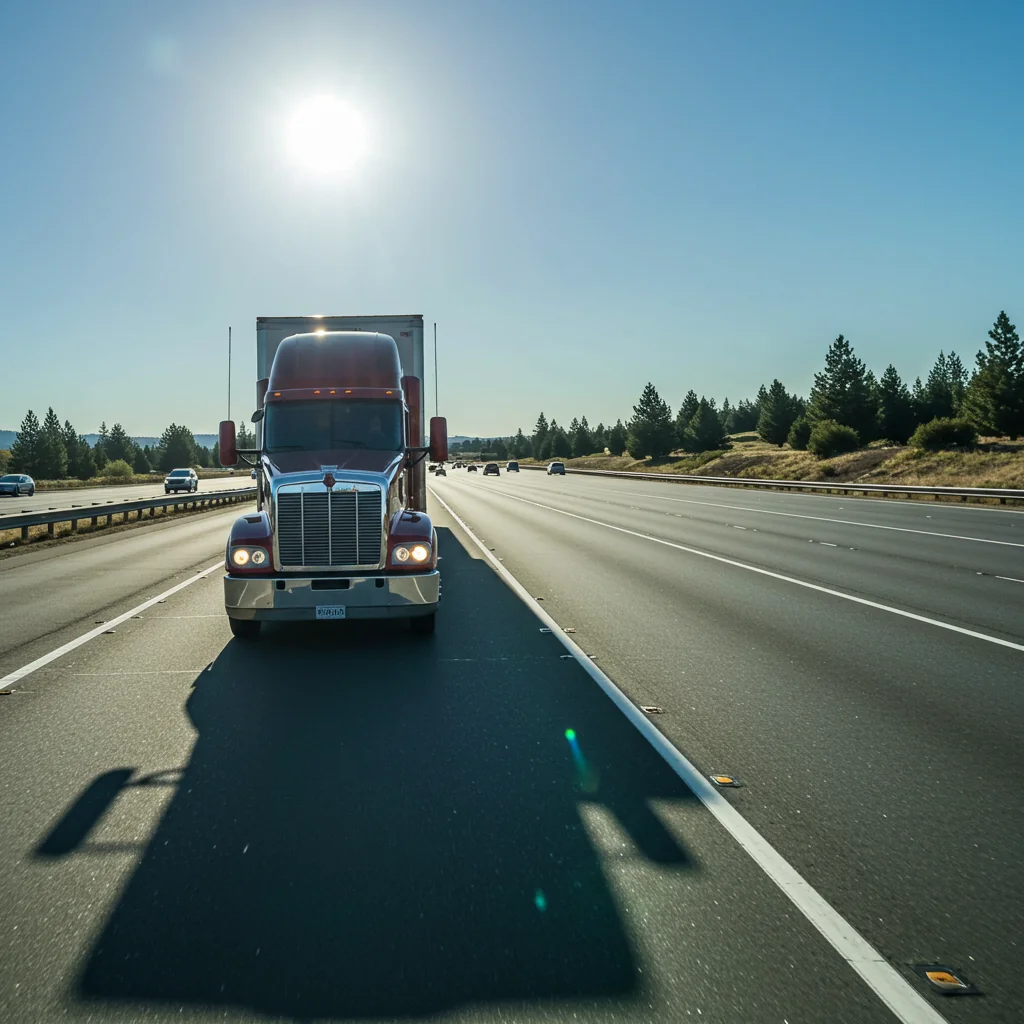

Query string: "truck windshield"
[264, 399, 403, 453]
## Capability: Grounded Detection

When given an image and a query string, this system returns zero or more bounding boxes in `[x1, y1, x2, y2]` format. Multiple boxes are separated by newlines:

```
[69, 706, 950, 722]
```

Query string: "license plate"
[315, 605, 346, 620]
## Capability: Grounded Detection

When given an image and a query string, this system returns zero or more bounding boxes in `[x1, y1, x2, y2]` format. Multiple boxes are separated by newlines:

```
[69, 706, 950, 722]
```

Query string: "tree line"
[2, 412, 258, 481]
[483, 310, 1022, 462]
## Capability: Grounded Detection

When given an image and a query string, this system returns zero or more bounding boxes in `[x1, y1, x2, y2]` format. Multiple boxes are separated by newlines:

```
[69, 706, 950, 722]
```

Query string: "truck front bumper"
[224, 571, 440, 621]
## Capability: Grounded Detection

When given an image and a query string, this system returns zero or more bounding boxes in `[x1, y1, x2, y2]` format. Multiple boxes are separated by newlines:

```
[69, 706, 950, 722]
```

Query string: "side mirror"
[251, 409, 264, 423]
[219, 420, 237, 467]
[429, 417, 448, 463]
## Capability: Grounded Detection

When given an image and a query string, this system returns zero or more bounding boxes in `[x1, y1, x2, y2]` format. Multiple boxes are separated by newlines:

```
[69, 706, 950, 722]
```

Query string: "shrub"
[787, 417, 812, 451]
[820, 462, 838, 477]
[908, 417, 978, 450]
[807, 420, 860, 459]
[104, 459, 134, 478]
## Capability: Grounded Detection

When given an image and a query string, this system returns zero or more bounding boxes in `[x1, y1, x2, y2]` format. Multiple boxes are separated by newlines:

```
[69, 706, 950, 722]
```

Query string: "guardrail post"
[47, 522, 55, 538]
[91, 515, 98, 528]
[21, 525, 29, 543]
[71, 518, 78, 533]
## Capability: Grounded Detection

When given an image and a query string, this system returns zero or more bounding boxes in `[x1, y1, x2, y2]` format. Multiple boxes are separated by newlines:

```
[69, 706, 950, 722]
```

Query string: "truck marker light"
[329, 389, 336, 394]
[313, 390, 320, 395]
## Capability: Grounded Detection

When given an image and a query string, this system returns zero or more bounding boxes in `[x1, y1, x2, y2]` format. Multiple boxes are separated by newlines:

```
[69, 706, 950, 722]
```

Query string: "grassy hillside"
[522, 433, 1024, 489]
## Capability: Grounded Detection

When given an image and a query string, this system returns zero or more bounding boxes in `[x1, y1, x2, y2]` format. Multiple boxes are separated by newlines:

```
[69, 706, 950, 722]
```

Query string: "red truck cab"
[218, 330, 447, 639]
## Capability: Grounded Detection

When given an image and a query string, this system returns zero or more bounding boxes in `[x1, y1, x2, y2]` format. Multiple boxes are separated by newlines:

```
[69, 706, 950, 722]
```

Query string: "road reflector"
[911, 963, 978, 995]
[640, 705, 664, 714]
[710, 774, 742, 787]
[564, 627, 576, 633]
[539, 627, 552, 633]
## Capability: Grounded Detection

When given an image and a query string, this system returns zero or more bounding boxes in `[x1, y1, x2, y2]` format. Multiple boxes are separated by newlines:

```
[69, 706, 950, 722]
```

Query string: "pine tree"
[133, 446, 152, 473]
[36, 408, 69, 479]
[531, 413, 549, 460]
[731, 398, 759, 432]
[591, 422, 607, 452]
[754, 384, 768, 419]
[626, 383, 675, 459]
[757, 380, 798, 446]
[719, 398, 734, 433]
[808, 335, 878, 440]
[10, 410, 42, 475]
[512, 428, 529, 459]
[552, 427, 572, 458]
[75, 435, 97, 480]
[947, 352, 969, 413]
[106, 423, 136, 464]
[158, 424, 198, 471]
[571, 416, 593, 458]
[962, 312, 1024, 438]
[674, 390, 699, 447]
[685, 397, 729, 453]
[875, 365, 916, 444]
[607, 419, 628, 456]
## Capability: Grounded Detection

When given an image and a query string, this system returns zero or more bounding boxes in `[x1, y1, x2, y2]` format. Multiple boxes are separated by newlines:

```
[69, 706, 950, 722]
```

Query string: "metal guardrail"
[0, 487, 257, 543]
[519, 464, 1024, 503]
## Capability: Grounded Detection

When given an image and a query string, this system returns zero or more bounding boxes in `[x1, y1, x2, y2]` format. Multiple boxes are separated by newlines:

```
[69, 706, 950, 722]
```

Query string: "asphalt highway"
[0, 474, 255, 519]
[0, 472, 1019, 1022]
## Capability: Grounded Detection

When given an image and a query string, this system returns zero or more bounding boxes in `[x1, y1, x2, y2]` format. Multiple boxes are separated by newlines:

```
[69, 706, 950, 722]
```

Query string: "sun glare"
[286, 95, 369, 175]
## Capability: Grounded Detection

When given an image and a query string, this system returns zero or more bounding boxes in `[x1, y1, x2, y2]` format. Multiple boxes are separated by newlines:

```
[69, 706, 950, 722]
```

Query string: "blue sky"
[1, 0, 1021, 438]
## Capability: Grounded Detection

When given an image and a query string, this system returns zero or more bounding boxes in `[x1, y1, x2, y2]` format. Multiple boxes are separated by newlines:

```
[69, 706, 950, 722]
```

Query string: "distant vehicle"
[466, 464, 478, 473]
[506, 460, 519, 472]
[165, 468, 199, 493]
[434, 466, 447, 476]
[0, 474, 35, 497]
[483, 463, 500, 476]
[453, 461, 463, 469]
[547, 461, 565, 475]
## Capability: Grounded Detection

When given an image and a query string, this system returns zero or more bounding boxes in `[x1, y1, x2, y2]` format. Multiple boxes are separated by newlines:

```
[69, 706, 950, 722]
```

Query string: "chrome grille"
[276, 485, 383, 569]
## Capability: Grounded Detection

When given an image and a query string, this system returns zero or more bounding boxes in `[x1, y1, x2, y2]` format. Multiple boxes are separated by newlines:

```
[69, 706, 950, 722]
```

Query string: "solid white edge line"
[484, 486, 1024, 655]
[429, 485, 948, 1024]
[0, 562, 223, 689]
[609, 489, 1024, 548]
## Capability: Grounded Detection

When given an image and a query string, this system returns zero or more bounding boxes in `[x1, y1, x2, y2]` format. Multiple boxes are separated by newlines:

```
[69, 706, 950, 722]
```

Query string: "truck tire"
[229, 617, 261, 640]
[409, 612, 436, 636]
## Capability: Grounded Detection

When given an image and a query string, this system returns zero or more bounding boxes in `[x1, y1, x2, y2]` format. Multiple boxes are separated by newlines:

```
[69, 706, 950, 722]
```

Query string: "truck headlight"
[391, 543, 431, 566]
[231, 546, 268, 567]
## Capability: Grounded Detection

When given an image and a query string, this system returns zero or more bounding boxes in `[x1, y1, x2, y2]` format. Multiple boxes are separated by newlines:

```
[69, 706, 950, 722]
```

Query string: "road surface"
[0, 471, 1019, 1022]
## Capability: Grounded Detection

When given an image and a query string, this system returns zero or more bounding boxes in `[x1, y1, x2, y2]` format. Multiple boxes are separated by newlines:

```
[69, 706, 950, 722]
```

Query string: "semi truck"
[218, 314, 447, 639]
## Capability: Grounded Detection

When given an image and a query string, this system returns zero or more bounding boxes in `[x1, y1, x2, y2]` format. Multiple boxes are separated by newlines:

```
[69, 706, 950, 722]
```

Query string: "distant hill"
[0, 430, 219, 450]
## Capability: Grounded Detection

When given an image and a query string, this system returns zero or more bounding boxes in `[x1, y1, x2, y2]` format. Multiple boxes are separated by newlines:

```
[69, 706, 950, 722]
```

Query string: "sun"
[286, 96, 369, 175]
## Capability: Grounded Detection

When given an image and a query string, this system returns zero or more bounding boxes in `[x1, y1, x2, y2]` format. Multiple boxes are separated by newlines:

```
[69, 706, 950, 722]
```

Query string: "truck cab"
[219, 325, 447, 639]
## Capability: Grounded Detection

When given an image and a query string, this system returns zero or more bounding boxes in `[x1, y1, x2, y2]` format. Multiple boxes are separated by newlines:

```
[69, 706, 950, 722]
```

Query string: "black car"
[0, 474, 35, 496]
[466, 464, 478, 473]
[506, 461, 519, 472]
[483, 463, 500, 476]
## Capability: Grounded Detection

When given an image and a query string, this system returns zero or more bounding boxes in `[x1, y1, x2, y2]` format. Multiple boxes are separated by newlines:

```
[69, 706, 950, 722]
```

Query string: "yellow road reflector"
[709, 774, 742, 787]
[911, 963, 978, 995]
[926, 972, 965, 989]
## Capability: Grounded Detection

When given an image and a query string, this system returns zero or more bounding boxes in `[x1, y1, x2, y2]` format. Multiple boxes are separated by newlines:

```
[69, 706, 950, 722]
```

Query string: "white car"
[164, 468, 199, 493]
[546, 461, 565, 476]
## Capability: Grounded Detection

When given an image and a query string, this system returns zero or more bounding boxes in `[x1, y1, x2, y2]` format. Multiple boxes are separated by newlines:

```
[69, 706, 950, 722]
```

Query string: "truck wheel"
[409, 612, 436, 636]
[229, 617, 261, 640]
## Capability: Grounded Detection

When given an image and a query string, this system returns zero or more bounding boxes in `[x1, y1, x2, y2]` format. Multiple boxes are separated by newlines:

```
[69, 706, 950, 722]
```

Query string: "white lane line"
[608, 490, 1024, 548]
[0, 562, 222, 689]
[430, 485, 948, 1024]
[477, 488, 1024, 655]
[996, 575, 1024, 584]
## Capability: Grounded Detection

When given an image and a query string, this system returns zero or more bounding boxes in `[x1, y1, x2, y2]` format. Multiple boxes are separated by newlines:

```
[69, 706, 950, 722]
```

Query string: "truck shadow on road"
[64, 527, 700, 1019]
